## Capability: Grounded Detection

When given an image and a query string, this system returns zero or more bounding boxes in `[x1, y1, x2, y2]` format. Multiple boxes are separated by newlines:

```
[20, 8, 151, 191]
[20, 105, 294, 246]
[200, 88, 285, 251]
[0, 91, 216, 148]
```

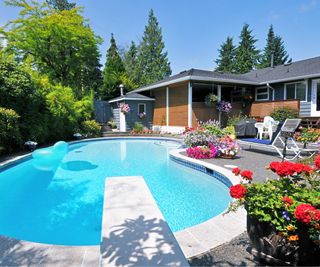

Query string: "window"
[285, 82, 307, 101]
[138, 103, 146, 114]
[255, 87, 269, 101]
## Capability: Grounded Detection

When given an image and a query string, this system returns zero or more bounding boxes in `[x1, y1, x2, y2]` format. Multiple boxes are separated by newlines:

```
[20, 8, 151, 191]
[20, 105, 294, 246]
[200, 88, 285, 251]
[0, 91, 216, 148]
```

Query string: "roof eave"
[259, 73, 320, 84]
[132, 75, 259, 93]
[108, 97, 155, 103]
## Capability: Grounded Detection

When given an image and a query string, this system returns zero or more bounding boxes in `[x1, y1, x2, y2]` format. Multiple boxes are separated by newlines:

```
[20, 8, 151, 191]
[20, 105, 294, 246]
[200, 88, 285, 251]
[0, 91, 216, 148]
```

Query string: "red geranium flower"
[294, 204, 320, 224]
[229, 184, 246, 199]
[232, 167, 241, 176]
[269, 161, 281, 172]
[282, 196, 293, 206]
[240, 170, 253, 180]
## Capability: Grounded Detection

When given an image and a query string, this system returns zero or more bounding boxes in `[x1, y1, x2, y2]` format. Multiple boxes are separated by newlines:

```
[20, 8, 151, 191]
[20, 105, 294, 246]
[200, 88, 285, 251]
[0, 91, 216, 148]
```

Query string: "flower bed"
[186, 145, 217, 159]
[182, 122, 240, 159]
[228, 156, 320, 265]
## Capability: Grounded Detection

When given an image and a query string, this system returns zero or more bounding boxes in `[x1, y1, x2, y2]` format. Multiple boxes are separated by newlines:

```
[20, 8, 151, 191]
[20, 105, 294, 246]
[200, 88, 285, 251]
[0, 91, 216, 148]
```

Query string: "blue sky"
[1, 0, 320, 74]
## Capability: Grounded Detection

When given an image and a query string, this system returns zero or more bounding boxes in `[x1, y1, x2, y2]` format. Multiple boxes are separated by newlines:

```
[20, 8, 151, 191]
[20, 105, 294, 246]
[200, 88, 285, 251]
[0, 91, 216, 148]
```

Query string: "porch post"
[188, 82, 192, 127]
[166, 87, 169, 130]
[217, 85, 222, 124]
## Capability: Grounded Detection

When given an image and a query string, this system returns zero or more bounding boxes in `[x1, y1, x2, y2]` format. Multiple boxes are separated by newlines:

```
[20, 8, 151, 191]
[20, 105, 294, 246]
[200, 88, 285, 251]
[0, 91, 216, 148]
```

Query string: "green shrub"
[0, 107, 21, 152]
[81, 120, 101, 138]
[227, 113, 247, 126]
[223, 125, 236, 136]
[132, 122, 144, 133]
[270, 107, 299, 122]
[108, 120, 117, 129]
[199, 120, 225, 137]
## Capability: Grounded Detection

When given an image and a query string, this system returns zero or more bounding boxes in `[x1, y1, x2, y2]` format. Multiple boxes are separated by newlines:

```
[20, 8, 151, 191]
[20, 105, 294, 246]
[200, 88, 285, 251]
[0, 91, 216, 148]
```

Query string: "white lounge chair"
[240, 119, 319, 161]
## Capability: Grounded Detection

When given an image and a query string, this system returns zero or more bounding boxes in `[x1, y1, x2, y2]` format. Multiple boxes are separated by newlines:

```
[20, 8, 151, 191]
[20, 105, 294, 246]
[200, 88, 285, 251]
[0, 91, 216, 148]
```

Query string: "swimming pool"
[0, 138, 231, 246]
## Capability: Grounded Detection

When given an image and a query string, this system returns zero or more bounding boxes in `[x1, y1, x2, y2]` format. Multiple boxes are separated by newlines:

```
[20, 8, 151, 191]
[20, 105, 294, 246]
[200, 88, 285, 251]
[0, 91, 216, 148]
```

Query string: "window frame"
[255, 87, 269, 101]
[138, 103, 146, 114]
[284, 81, 307, 102]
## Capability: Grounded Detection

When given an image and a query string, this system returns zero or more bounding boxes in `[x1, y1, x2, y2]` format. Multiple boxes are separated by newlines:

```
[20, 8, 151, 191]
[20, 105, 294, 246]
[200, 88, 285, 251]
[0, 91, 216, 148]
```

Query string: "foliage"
[294, 127, 320, 145]
[223, 125, 236, 137]
[0, 107, 21, 152]
[199, 120, 225, 137]
[228, 159, 320, 242]
[2, 0, 102, 98]
[234, 23, 260, 73]
[107, 120, 117, 129]
[186, 145, 217, 159]
[80, 120, 101, 138]
[215, 36, 236, 73]
[123, 41, 140, 88]
[132, 122, 144, 133]
[137, 9, 171, 86]
[216, 101, 232, 113]
[204, 93, 218, 105]
[227, 113, 248, 126]
[259, 25, 291, 68]
[270, 107, 299, 122]
[46, 0, 76, 11]
[101, 34, 126, 99]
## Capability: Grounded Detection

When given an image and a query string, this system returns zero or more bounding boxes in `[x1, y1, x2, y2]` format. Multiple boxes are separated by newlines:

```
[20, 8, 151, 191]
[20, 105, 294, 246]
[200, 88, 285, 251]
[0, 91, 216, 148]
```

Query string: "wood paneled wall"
[169, 83, 188, 126]
[152, 88, 167, 125]
[192, 102, 219, 127]
[250, 100, 300, 118]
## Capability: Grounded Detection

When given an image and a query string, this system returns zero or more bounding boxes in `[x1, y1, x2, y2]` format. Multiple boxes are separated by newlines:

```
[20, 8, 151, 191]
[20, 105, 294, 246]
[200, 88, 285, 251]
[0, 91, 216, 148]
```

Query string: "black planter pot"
[247, 215, 320, 266]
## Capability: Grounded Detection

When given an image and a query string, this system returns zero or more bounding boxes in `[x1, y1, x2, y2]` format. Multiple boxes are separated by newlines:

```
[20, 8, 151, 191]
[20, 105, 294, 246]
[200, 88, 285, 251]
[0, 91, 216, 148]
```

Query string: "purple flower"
[282, 210, 291, 221]
[216, 101, 232, 113]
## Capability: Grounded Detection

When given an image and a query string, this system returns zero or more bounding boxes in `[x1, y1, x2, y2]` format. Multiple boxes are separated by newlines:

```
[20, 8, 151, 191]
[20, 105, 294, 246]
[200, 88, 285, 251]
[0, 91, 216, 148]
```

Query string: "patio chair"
[254, 116, 279, 140]
[240, 119, 319, 161]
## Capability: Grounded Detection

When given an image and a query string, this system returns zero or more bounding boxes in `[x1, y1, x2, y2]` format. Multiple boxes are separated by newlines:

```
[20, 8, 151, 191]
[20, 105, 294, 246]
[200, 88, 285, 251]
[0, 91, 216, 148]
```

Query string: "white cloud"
[300, 0, 317, 13]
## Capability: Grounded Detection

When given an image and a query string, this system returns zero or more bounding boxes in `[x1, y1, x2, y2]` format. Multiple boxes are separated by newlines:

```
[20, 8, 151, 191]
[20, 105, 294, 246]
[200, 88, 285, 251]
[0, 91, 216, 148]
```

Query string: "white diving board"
[100, 176, 189, 267]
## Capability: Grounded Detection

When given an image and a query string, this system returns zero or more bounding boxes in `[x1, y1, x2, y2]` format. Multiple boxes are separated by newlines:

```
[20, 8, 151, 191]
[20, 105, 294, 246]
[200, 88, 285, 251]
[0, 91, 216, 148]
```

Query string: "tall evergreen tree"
[259, 25, 290, 68]
[215, 36, 236, 73]
[101, 33, 125, 99]
[123, 41, 139, 87]
[46, 0, 76, 11]
[137, 9, 171, 86]
[234, 23, 260, 73]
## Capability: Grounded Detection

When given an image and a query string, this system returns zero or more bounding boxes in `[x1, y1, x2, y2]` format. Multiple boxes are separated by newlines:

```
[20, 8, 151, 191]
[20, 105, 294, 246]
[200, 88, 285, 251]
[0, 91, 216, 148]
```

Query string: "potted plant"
[205, 93, 219, 106]
[107, 120, 118, 132]
[217, 136, 240, 158]
[228, 157, 320, 266]
[216, 100, 232, 113]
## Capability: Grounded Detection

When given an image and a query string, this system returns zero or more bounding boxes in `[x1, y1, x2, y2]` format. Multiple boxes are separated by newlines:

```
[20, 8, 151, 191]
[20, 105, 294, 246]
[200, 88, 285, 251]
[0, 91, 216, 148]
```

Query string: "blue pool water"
[0, 139, 231, 245]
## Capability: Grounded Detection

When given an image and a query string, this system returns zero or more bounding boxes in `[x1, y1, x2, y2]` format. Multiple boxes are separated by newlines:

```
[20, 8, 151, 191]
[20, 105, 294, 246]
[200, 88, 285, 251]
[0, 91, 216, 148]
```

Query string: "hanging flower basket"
[216, 101, 232, 113]
[119, 103, 130, 114]
[205, 93, 218, 107]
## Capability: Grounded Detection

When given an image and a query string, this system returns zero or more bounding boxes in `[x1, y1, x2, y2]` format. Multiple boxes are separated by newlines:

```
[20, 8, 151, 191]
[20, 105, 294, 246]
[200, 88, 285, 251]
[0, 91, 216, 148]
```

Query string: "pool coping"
[169, 149, 246, 259]
[0, 137, 246, 262]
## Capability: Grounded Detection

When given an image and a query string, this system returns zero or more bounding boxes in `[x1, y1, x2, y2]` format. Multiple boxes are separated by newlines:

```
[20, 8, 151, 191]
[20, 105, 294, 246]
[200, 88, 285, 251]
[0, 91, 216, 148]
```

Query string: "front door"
[311, 79, 320, 116]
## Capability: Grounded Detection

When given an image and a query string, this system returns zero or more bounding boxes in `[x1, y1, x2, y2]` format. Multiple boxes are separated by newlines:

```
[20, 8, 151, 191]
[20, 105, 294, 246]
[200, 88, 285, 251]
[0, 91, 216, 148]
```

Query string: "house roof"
[108, 92, 155, 103]
[243, 56, 320, 83]
[132, 56, 320, 92]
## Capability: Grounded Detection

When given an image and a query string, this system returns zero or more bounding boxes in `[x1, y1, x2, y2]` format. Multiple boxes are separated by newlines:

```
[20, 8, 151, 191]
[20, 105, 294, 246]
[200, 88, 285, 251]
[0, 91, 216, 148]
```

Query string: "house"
[128, 56, 320, 133]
